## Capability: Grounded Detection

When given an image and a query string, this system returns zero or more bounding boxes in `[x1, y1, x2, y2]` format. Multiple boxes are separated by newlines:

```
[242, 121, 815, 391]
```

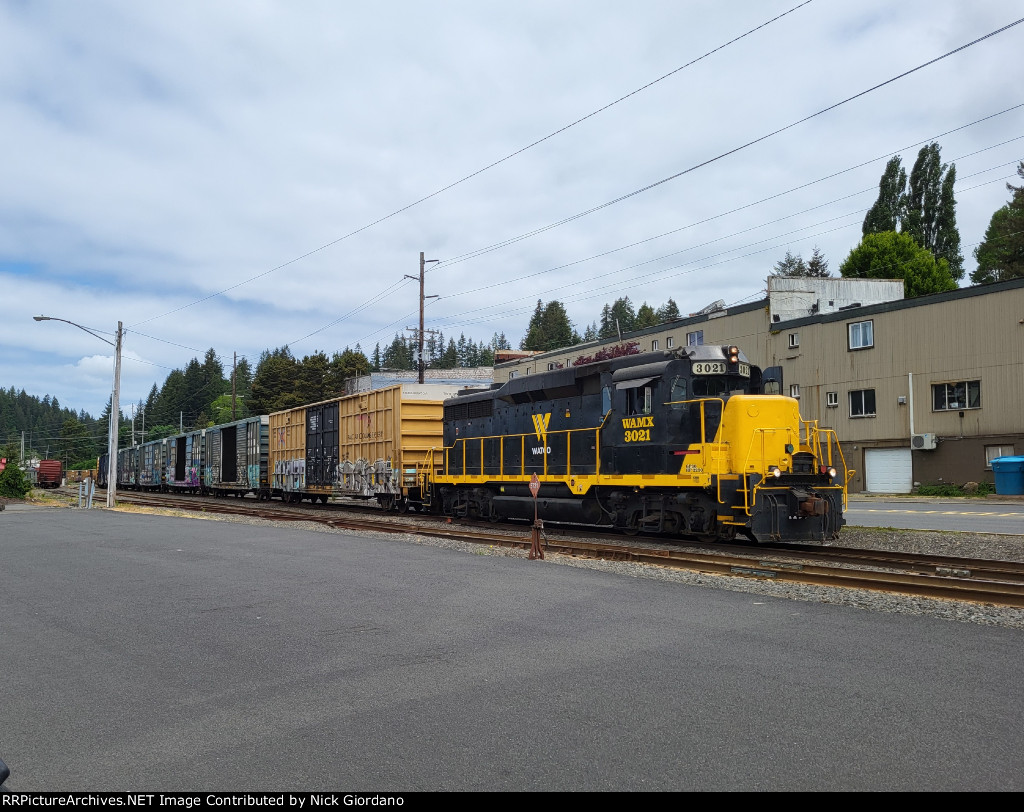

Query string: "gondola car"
[424, 344, 850, 543]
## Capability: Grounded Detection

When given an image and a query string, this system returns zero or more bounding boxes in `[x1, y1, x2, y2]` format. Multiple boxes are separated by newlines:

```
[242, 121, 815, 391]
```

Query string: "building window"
[789, 384, 800, 399]
[686, 330, 703, 346]
[508, 371, 517, 380]
[525, 367, 531, 375]
[932, 380, 981, 411]
[652, 339, 659, 351]
[666, 336, 674, 348]
[848, 320, 874, 350]
[986, 445, 1015, 468]
[547, 362, 557, 371]
[850, 388, 876, 417]
[826, 391, 838, 408]
[789, 332, 800, 349]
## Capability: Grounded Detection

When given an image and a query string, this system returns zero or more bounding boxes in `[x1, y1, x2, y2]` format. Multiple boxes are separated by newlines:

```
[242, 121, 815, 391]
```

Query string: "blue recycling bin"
[991, 456, 1024, 495]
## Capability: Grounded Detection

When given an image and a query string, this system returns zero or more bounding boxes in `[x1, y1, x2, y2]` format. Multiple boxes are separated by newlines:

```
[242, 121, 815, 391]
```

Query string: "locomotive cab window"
[691, 376, 728, 398]
[669, 376, 687, 409]
[626, 385, 652, 415]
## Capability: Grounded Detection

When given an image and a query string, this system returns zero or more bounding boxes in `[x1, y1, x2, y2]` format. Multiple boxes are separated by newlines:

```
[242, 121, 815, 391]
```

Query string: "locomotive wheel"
[622, 512, 641, 536]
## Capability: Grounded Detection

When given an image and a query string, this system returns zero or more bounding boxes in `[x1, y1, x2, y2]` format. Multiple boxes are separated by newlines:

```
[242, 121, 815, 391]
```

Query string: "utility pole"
[108, 320, 122, 508]
[405, 252, 440, 384]
[232, 351, 237, 420]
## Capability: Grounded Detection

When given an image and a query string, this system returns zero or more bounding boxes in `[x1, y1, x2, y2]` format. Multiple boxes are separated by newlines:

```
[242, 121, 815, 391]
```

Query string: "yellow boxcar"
[268, 384, 463, 507]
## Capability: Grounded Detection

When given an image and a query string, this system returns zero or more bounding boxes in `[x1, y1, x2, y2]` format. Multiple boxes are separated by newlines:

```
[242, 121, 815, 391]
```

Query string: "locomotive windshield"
[691, 376, 731, 398]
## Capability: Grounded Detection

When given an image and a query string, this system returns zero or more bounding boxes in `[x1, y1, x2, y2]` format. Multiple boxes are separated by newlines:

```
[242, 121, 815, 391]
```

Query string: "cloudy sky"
[2, 0, 1022, 420]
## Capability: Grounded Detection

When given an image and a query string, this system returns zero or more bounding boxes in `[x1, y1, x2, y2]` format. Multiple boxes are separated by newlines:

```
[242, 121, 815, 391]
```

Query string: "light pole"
[34, 315, 123, 508]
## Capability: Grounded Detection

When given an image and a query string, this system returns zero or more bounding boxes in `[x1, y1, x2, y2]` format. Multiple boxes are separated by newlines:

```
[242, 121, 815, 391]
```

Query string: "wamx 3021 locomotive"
[425, 344, 851, 543]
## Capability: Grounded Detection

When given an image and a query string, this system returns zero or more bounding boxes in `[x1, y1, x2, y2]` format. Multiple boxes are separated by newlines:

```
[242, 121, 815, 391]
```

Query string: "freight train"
[114, 345, 851, 544]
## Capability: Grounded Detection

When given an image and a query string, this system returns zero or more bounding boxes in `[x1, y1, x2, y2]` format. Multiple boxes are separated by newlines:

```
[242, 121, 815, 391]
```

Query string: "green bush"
[915, 482, 996, 497]
[0, 463, 32, 498]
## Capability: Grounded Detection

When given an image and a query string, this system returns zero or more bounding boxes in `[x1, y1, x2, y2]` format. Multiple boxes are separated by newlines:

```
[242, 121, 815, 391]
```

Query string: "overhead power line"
[431, 19, 1024, 270]
[127, 2, 815, 330]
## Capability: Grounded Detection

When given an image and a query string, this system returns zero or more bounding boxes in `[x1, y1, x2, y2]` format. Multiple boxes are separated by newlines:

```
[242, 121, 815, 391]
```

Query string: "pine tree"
[655, 299, 681, 323]
[635, 303, 658, 329]
[972, 161, 1024, 283]
[805, 246, 830, 277]
[771, 250, 808, 277]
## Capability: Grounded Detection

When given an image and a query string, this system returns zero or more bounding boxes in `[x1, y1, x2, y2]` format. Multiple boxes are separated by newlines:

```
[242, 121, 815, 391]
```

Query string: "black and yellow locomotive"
[424, 344, 850, 543]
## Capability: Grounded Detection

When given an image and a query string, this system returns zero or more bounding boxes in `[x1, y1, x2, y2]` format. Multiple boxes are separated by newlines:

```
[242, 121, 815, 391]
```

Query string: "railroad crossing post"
[529, 473, 544, 560]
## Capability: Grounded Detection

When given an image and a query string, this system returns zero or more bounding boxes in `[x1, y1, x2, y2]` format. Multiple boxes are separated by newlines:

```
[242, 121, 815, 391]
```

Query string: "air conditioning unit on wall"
[911, 433, 938, 451]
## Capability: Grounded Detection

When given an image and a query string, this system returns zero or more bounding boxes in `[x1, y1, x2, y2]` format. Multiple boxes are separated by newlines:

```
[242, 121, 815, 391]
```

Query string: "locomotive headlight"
[728, 345, 739, 363]
[769, 466, 782, 478]
[827, 467, 837, 479]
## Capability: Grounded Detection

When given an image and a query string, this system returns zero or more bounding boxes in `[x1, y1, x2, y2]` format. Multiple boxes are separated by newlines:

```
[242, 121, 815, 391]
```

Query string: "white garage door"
[865, 447, 913, 494]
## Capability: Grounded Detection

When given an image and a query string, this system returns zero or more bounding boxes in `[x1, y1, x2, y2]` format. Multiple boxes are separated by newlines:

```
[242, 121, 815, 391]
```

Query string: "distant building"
[494, 349, 539, 364]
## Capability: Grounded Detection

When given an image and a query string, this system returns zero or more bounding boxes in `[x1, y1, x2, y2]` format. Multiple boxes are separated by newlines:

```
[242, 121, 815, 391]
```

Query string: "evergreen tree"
[605, 297, 636, 337]
[972, 161, 1024, 284]
[582, 322, 598, 342]
[438, 338, 459, 368]
[521, 300, 575, 352]
[520, 300, 546, 350]
[655, 299, 681, 323]
[598, 304, 615, 340]
[805, 246, 831, 277]
[249, 347, 300, 415]
[839, 231, 956, 298]
[635, 302, 658, 329]
[771, 250, 808, 277]
[862, 156, 907, 235]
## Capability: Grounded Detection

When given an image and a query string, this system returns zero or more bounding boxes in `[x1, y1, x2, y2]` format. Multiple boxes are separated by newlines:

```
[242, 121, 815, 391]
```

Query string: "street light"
[34, 315, 123, 508]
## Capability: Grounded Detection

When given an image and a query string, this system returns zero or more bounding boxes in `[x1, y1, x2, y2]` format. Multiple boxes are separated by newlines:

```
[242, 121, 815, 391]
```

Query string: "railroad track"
[59, 487, 1024, 609]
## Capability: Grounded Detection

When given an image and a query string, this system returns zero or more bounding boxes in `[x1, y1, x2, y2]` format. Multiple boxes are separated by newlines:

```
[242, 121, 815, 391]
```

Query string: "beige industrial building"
[494, 276, 1024, 494]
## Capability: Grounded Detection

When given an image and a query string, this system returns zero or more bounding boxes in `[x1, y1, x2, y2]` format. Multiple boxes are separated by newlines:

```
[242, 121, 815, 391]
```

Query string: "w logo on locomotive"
[531, 412, 551, 440]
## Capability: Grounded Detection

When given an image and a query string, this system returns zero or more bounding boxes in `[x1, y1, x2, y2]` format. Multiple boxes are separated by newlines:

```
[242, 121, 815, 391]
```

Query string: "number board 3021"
[692, 361, 751, 377]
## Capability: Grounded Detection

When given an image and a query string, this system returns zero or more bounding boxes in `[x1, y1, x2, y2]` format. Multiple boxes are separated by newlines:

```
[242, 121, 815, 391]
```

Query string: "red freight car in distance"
[36, 459, 63, 489]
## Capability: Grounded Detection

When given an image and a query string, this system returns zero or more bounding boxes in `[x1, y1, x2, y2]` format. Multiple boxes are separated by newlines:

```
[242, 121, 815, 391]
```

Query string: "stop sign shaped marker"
[529, 473, 540, 498]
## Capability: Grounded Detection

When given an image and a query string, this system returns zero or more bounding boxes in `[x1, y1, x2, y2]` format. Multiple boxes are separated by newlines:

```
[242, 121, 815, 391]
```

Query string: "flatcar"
[423, 345, 850, 543]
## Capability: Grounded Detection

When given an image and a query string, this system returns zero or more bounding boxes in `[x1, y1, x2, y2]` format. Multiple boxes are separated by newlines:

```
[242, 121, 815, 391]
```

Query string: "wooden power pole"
[405, 252, 439, 384]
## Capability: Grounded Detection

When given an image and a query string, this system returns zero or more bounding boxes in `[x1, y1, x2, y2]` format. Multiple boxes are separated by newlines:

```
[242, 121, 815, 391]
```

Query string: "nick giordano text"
[1, 795, 404, 807]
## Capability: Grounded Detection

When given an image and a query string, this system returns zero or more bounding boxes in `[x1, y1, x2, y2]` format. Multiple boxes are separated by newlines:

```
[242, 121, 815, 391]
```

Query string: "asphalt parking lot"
[2, 505, 1023, 791]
